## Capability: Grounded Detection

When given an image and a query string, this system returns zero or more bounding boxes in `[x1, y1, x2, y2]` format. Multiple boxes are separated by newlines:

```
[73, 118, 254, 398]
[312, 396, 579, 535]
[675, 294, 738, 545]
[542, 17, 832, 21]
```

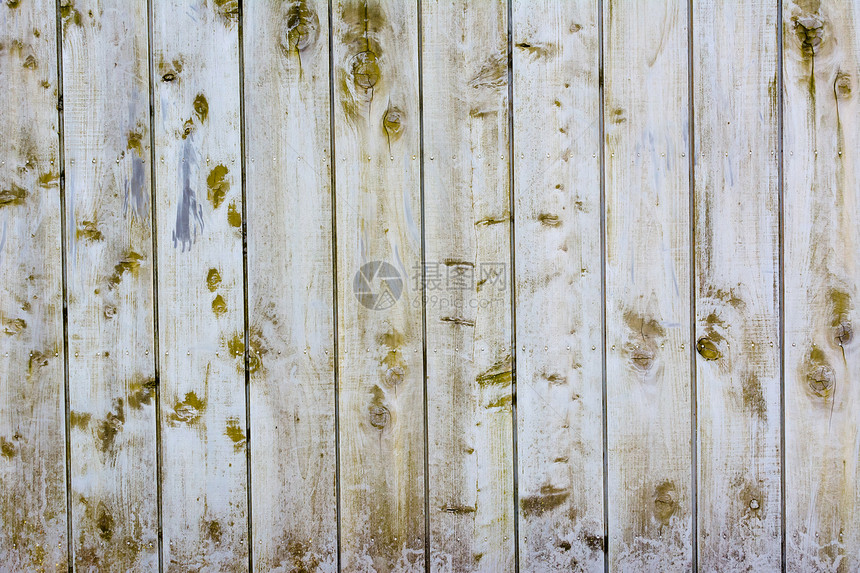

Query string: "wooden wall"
[0, 0, 858, 571]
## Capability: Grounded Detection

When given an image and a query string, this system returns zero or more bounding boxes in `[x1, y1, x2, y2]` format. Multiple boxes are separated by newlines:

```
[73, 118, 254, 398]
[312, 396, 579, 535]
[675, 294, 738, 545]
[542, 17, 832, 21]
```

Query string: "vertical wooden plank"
[332, 0, 425, 570]
[151, 0, 248, 570]
[0, 1, 67, 571]
[784, 1, 860, 570]
[244, 0, 338, 571]
[61, 1, 158, 569]
[421, 1, 515, 571]
[603, 0, 692, 569]
[511, 1, 604, 570]
[692, 1, 781, 570]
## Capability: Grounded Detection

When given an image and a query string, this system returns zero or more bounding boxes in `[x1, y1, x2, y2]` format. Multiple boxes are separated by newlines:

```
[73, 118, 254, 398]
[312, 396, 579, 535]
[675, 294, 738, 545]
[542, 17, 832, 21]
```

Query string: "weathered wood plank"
[603, 0, 692, 569]
[784, 1, 860, 570]
[61, 1, 158, 569]
[0, 2, 67, 571]
[692, 1, 781, 570]
[243, 0, 338, 571]
[332, 0, 425, 570]
[150, 0, 248, 570]
[511, 0, 604, 570]
[421, 1, 515, 571]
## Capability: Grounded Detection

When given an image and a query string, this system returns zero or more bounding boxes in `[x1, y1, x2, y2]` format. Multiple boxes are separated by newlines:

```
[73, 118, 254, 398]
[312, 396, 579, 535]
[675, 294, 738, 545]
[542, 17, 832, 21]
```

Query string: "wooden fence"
[0, 0, 857, 571]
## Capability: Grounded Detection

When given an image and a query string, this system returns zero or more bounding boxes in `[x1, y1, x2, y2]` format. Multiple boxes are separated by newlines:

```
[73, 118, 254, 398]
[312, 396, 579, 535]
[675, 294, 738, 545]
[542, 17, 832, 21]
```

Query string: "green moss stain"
[742, 373, 767, 421]
[538, 213, 561, 227]
[224, 417, 245, 451]
[286, 539, 321, 573]
[6, 0, 21, 8]
[59, 1, 82, 28]
[0, 437, 16, 458]
[227, 331, 264, 374]
[514, 42, 553, 58]
[487, 394, 512, 410]
[206, 165, 230, 209]
[127, 130, 144, 156]
[206, 520, 222, 544]
[623, 309, 665, 338]
[654, 481, 677, 525]
[170, 391, 206, 425]
[213, 0, 239, 23]
[108, 251, 144, 289]
[206, 268, 222, 291]
[70, 411, 91, 429]
[76, 220, 103, 242]
[193, 93, 209, 123]
[158, 57, 183, 83]
[227, 202, 241, 227]
[96, 503, 114, 541]
[127, 378, 157, 410]
[96, 399, 125, 452]
[181, 118, 194, 139]
[829, 288, 852, 327]
[227, 333, 244, 357]
[38, 172, 58, 187]
[212, 294, 227, 316]
[0, 183, 27, 207]
[476, 355, 513, 386]
[2, 317, 26, 335]
[520, 485, 570, 517]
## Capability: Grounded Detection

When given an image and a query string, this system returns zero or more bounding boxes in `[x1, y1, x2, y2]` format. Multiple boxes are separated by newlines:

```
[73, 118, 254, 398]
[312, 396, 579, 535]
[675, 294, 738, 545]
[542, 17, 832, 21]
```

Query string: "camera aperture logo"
[353, 261, 403, 310]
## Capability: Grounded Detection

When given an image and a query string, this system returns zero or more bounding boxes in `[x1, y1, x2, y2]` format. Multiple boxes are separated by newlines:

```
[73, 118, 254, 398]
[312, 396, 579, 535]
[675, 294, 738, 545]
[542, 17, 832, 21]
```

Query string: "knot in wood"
[382, 107, 402, 138]
[834, 320, 853, 345]
[369, 404, 390, 429]
[383, 366, 404, 387]
[807, 364, 835, 396]
[794, 16, 825, 55]
[835, 73, 853, 99]
[351, 50, 380, 90]
[286, 3, 318, 51]
[696, 337, 721, 361]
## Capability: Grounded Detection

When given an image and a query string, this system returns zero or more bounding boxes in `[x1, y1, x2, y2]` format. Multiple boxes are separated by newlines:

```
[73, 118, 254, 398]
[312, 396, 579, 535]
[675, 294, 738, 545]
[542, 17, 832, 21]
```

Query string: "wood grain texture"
[603, 0, 692, 569]
[332, 0, 425, 570]
[150, 0, 248, 570]
[0, 2, 67, 571]
[243, 0, 337, 571]
[421, 1, 515, 571]
[61, 1, 158, 569]
[692, 1, 781, 570]
[511, 1, 604, 570]
[784, 1, 860, 571]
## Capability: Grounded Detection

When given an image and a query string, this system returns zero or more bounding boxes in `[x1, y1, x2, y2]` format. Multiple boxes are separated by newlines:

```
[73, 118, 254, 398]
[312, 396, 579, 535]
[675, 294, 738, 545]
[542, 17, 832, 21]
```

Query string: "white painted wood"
[511, 1, 604, 570]
[332, 0, 425, 570]
[692, 2, 781, 570]
[421, 1, 515, 571]
[150, 0, 247, 570]
[61, 1, 158, 569]
[603, 0, 693, 569]
[0, 2, 68, 571]
[784, 1, 860, 570]
[243, 0, 338, 571]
